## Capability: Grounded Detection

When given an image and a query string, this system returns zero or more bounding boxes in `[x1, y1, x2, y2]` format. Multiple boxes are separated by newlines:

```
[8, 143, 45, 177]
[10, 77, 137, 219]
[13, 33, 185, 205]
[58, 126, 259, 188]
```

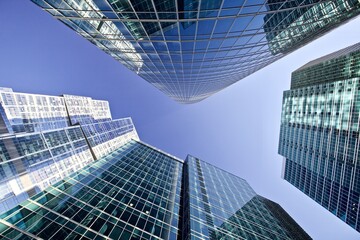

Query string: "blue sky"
[1, 1, 360, 239]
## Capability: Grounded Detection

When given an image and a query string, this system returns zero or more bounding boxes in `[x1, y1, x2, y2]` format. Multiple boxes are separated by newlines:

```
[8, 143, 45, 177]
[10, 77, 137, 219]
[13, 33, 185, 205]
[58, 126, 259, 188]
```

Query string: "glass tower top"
[279, 42, 360, 232]
[31, 0, 360, 103]
[0, 88, 112, 134]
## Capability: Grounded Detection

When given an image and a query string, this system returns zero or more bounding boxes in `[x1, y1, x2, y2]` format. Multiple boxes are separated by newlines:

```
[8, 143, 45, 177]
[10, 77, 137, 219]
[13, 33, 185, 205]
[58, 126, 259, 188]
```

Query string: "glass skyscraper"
[0, 87, 311, 239]
[181, 155, 311, 239]
[0, 140, 311, 239]
[0, 87, 139, 214]
[0, 140, 183, 240]
[278, 42, 360, 232]
[31, 0, 360, 103]
[0, 87, 112, 134]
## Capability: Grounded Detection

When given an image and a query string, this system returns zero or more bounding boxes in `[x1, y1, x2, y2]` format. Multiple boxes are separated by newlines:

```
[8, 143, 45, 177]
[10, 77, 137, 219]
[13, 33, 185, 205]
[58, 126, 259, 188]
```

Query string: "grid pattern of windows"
[291, 42, 360, 89]
[0, 126, 94, 214]
[278, 43, 360, 232]
[280, 79, 360, 132]
[0, 140, 311, 239]
[0, 88, 113, 134]
[63, 94, 112, 125]
[81, 118, 139, 159]
[182, 156, 311, 240]
[0, 88, 69, 133]
[0, 140, 182, 240]
[0, 119, 139, 215]
[0, 88, 139, 215]
[31, 0, 360, 103]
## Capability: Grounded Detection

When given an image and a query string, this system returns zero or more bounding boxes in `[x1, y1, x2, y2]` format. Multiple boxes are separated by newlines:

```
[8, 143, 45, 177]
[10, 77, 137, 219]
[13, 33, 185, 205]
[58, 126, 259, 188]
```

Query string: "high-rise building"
[0, 140, 311, 239]
[278, 42, 360, 232]
[0, 87, 69, 134]
[0, 87, 139, 214]
[31, 0, 360, 103]
[0, 140, 183, 240]
[181, 155, 311, 240]
[0, 87, 111, 134]
[63, 94, 111, 125]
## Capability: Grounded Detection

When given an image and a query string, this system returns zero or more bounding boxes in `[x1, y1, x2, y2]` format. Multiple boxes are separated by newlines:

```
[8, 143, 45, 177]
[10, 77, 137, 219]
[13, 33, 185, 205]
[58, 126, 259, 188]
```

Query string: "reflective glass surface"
[0, 119, 138, 214]
[0, 88, 139, 215]
[279, 43, 360, 232]
[0, 140, 183, 240]
[181, 155, 311, 239]
[31, 0, 360, 103]
[0, 141, 311, 239]
[63, 94, 112, 125]
[81, 118, 139, 159]
[0, 126, 93, 214]
[0, 88, 113, 134]
[0, 88, 69, 133]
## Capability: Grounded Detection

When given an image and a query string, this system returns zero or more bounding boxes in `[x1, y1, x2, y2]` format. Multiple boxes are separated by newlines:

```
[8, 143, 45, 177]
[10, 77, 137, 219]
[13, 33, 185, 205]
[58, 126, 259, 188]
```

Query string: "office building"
[31, 0, 360, 103]
[0, 140, 311, 239]
[263, 0, 360, 54]
[181, 155, 311, 239]
[0, 87, 69, 134]
[278, 42, 360, 232]
[0, 87, 111, 134]
[0, 88, 139, 213]
[0, 140, 183, 240]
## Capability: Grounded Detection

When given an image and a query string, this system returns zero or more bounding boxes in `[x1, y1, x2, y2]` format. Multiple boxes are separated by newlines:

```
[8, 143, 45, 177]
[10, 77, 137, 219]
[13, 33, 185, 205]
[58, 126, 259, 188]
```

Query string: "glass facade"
[81, 118, 139, 159]
[0, 86, 311, 238]
[279, 42, 360, 232]
[0, 141, 310, 239]
[0, 140, 183, 240]
[263, 0, 360, 55]
[181, 155, 311, 240]
[31, 0, 360, 103]
[63, 94, 111, 125]
[0, 126, 93, 213]
[0, 88, 113, 134]
[0, 88, 139, 214]
[0, 88, 69, 134]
